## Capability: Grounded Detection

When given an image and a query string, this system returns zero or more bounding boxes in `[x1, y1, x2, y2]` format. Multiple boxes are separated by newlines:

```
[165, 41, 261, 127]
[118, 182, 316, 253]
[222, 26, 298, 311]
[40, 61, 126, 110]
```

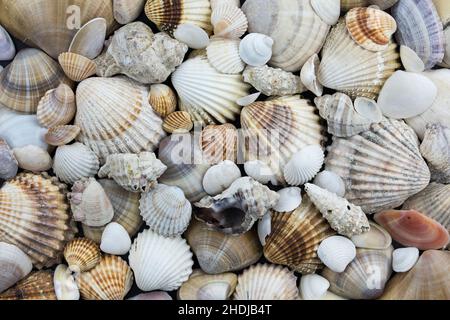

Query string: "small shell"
[163, 111, 193, 133]
[272, 187, 302, 213]
[0, 25, 15, 60]
[178, 270, 238, 300]
[283, 145, 324, 186]
[200, 124, 238, 164]
[310, 0, 340, 25]
[149, 84, 177, 117]
[68, 18, 107, 59]
[400, 45, 425, 72]
[313, 171, 346, 198]
[174, 23, 210, 49]
[419, 124, 450, 184]
[58, 52, 97, 82]
[300, 274, 330, 300]
[317, 236, 357, 273]
[211, 4, 248, 39]
[351, 221, 392, 250]
[0, 271, 56, 300]
[392, 247, 419, 273]
[63, 238, 101, 273]
[45, 125, 80, 146]
[53, 264, 79, 300]
[113, 0, 146, 25]
[202, 160, 242, 196]
[100, 222, 131, 255]
[0, 242, 33, 293]
[239, 33, 273, 67]
[13, 145, 52, 172]
[206, 38, 245, 74]
[244, 160, 278, 186]
[0, 139, 18, 180]
[36, 84, 76, 128]
[300, 54, 323, 96]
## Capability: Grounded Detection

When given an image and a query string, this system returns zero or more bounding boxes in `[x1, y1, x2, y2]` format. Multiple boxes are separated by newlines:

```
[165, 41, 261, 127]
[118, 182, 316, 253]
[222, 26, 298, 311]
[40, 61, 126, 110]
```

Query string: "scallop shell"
[340, 0, 398, 11]
[0, 242, 33, 293]
[58, 52, 97, 82]
[0, 48, 72, 113]
[300, 274, 330, 300]
[186, 219, 262, 274]
[200, 124, 238, 164]
[63, 238, 101, 273]
[0, 24, 15, 60]
[325, 119, 431, 214]
[0, 271, 56, 300]
[149, 84, 177, 117]
[317, 236, 357, 273]
[174, 23, 210, 50]
[68, 18, 107, 59]
[202, 161, 242, 196]
[312, 171, 346, 198]
[264, 195, 336, 274]
[351, 221, 392, 250]
[100, 222, 131, 255]
[283, 145, 324, 186]
[239, 33, 273, 67]
[419, 124, 450, 183]
[129, 229, 194, 291]
[233, 264, 299, 300]
[36, 84, 76, 128]
[77, 255, 133, 300]
[211, 4, 247, 39]
[272, 187, 302, 213]
[45, 125, 80, 147]
[113, 0, 145, 24]
[163, 111, 193, 133]
[178, 270, 238, 300]
[206, 38, 244, 74]
[392, 247, 419, 273]
[300, 54, 323, 96]
[242, 0, 330, 72]
[0, 139, 18, 181]
[310, 0, 340, 26]
[53, 264, 79, 300]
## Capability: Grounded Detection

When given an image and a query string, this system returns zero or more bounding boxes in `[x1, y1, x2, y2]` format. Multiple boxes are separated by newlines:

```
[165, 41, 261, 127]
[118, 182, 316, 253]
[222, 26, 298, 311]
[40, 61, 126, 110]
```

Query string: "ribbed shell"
[325, 119, 430, 214]
[163, 111, 193, 133]
[178, 270, 238, 300]
[206, 38, 245, 74]
[36, 84, 76, 128]
[0, 271, 56, 300]
[211, 4, 248, 39]
[264, 196, 336, 274]
[63, 238, 101, 273]
[45, 125, 80, 147]
[0, 173, 76, 269]
[58, 52, 97, 82]
[75, 77, 166, 163]
[149, 84, 177, 118]
[419, 123, 450, 183]
[200, 123, 238, 164]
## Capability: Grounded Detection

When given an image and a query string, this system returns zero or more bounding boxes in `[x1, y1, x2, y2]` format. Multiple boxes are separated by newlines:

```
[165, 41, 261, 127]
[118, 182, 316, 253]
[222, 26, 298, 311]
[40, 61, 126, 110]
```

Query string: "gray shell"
[0, 139, 18, 180]
[419, 123, 450, 183]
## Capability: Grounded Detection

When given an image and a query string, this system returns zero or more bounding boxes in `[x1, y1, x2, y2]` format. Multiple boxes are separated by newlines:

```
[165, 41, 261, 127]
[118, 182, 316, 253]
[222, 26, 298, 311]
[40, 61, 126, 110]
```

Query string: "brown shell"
[37, 84, 76, 128]
[177, 270, 238, 300]
[163, 111, 193, 133]
[0, 271, 56, 300]
[149, 84, 177, 117]
[59, 52, 97, 82]
[200, 123, 238, 164]
[45, 125, 81, 146]
[64, 238, 101, 273]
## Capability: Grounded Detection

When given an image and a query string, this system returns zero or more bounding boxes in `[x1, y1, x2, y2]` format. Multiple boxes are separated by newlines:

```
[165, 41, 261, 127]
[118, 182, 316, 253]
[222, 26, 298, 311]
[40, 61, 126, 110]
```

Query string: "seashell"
[243, 65, 305, 97]
[186, 219, 262, 274]
[434, 0, 450, 66]
[323, 247, 393, 300]
[378, 71, 437, 119]
[305, 183, 370, 237]
[45, 125, 80, 147]
[0, 0, 116, 59]
[12, 145, 52, 172]
[264, 195, 336, 274]
[257, 212, 271, 246]
[178, 270, 237, 300]
[0, 242, 32, 293]
[233, 264, 299, 300]
[0, 48, 72, 113]
[172, 54, 250, 125]
[351, 221, 392, 250]
[242, 0, 330, 72]
[419, 124, 450, 183]
[374, 210, 449, 250]
[392, 0, 445, 69]
[194, 177, 280, 235]
[100, 222, 131, 256]
[53, 143, 100, 184]
[392, 247, 419, 273]
[345, 7, 397, 52]
[317, 236, 357, 273]
[140, 184, 192, 237]
[300, 54, 323, 96]
[340, 0, 398, 11]
[76, 76, 166, 163]
[310, 0, 340, 26]
[0, 139, 18, 181]
[149, 84, 177, 117]
[68, 18, 107, 59]
[211, 0, 240, 10]
[174, 23, 210, 49]
[239, 33, 273, 67]
[98, 152, 167, 192]
[400, 45, 425, 72]
[211, 4, 247, 39]
[163, 111, 193, 133]
[113, 0, 146, 24]
[283, 145, 324, 186]
[206, 38, 244, 74]
[381, 250, 450, 300]
[63, 238, 101, 273]
[272, 187, 302, 213]
[202, 160, 242, 196]
[299, 274, 330, 300]
[0, 173, 76, 269]
[77, 255, 133, 300]
[144, 0, 212, 35]
[0, 271, 56, 300]
[241, 95, 327, 184]
[68, 178, 114, 227]
[128, 292, 173, 300]
[236, 92, 261, 107]
[36, 84, 76, 128]
[325, 119, 431, 214]
[313, 171, 346, 198]
[200, 123, 238, 164]
[0, 24, 15, 60]
[53, 264, 79, 300]
[129, 229, 194, 291]
[58, 52, 97, 82]
[244, 160, 278, 186]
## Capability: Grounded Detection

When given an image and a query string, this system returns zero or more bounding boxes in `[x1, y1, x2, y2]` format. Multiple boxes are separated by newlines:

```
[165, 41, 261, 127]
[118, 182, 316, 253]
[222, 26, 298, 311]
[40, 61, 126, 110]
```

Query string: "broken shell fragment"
[53, 264, 79, 300]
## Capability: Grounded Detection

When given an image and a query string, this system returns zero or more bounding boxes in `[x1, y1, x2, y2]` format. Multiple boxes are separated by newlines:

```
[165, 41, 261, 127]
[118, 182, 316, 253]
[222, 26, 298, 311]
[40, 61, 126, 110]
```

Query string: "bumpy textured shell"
[325, 119, 430, 214]
[419, 124, 450, 183]
[63, 238, 101, 273]
[36, 84, 76, 128]
[0, 270, 56, 300]
[58, 52, 97, 82]
[264, 196, 336, 274]
[200, 124, 238, 164]
[0, 173, 76, 269]
[178, 270, 238, 300]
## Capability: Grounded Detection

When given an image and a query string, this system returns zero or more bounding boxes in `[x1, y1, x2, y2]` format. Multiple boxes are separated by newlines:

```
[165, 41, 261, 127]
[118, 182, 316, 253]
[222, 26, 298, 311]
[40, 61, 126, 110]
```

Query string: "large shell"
[325, 119, 431, 214]
[264, 195, 336, 274]
[318, 19, 400, 100]
[68, 18, 107, 60]
[178, 270, 237, 300]
[206, 38, 245, 74]
[75, 77, 166, 163]
[113, 0, 145, 24]
[200, 124, 238, 164]
[242, 0, 330, 72]
[0, 242, 33, 293]
[0, 271, 56, 300]
[0, 139, 18, 181]
[63, 238, 101, 273]
[185, 219, 262, 275]
[37, 84, 76, 128]
[0, 24, 15, 61]
[0, 48, 72, 113]
[419, 124, 450, 183]
[0, 173, 76, 269]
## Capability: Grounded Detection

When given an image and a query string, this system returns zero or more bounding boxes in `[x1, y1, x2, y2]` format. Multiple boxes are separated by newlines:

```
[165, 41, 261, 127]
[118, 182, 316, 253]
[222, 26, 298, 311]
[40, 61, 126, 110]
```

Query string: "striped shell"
[163, 111, 193, 133]
[200, 123, 238, 164]
[45, 125, 80, 147]
[63, 238, 101, 273]
[206, 38, 245, 74]
[149, 84, 177, 118]
[0, 271, 56, 300]
[58, 52, 97, 82]
[211, 4, 248, 39]
[36, 84, 76, 128]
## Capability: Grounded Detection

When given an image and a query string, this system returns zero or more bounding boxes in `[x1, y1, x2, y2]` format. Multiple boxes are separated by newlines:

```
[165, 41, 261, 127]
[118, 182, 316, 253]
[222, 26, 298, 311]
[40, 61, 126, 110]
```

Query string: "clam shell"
[283, 145, 324, 186]
[113, 0, 145, 24]
[178, 270, 238, 300]
[351, 222, 392, 250]
[239, 33, 273, 67]
[419, 124, 450, 183]
[310, 0, 340, 26]
[272, 187, 302, 213]
[63, 238, 101, 273]
[392, 247, 419, 273]
[68, 18, 107, 59]
[206, 38, 244, 74]
[58, 52, 97, 82]
[0, 24, 15, 60]
[0, 270, 56, 300]
[149, 84, 177, 117]
[45, 125, 80, 147]
[13, 145, 52, 172]
[202, 160, 242, 196]
[317, 236, 357, 273]
[313, 171, 346, 198]
[53, 264, 79, 300]
[36, 84, 76, 128]
[211, 4, 247, 39]
[299, 274, 330, 300]
[300, 54, 323, 96]
[0, 242, 33, 293]
[200, 123, 238, 164]
[0, 139, 18, 181]
[174, 23, 210, 50]
[163, 111, 193, 133]
[100, 222, 131, 256]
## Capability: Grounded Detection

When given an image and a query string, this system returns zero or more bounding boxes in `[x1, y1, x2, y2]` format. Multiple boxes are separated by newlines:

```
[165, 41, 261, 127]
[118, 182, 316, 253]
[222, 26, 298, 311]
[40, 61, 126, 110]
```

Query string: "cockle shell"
[317, 236, 357, 273]
[206, 38, 244, 74]
[0, 24, 15, 60]
[0, 139, 18, 181]
[129, 229, 194, 292]
[299, 274, 330, 300]
[194, 177, 279, 235]
[242, 0, 330, 72]
[0, 271, 56, 300]
[419, 124, 450, 183]
[233, 264, 299, 300]
[77, 255, 133, 300]
[305, 183, 370, 237]
[283, 145, 324, 186]
[0, 173, 76, 269]
[318, 19, 400, 100]
[100, 222, 131, 255]
[239, 33, 273, 67]
[202, 161, 242, 196]
[0, 242, 32, 293]
[178, 270, 238, 300]
[211, 4, 247, 39]
[244, 160, 278, 186]
[400, 45, 425, 72]
[313, 171, 346, 198]
[374, 210, 449, 250]
[172, 54, 250, 125]
[37, 84, 76, 128]
[140, 184, 192, 237]
[264, 195, 336, 274]
[392, 247, 419, 273]
[186, 219, 262, 275]
[200, 124, 238, 164]
[174, 23, 210, 49]
[300, 54, 323, 96]
[58, 52, 97, 82]
[325, 119, 431, 214]
[272, 187, 302, 213]
[113, 0, 145, 24]
[63, 238, 101, 273]
[45, 125, 80, 147]
[311, 0, 340, 26]
[69, 18, 107, 60]
[0, 48, 72, 113]
[149, 84, 177, 117]
[163, 111, 193, 133]
[75, 77, 166, 163]
[351, 221, 392, 250]
[53, 264, 79, 300]
[340, 0, 398, 11]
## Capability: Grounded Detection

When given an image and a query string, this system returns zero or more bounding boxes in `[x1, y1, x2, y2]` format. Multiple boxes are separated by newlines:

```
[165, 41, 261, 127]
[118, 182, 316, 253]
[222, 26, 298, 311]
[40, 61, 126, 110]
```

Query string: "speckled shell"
[149, 84, 177, 118]
[0, 270, 56, 300]
[37, 84, 76, 128]
[200, 124, 238, 164]
[45, 125, 80, 147]
[63, 238, 101, 273]
[113, 0, 146, 24]
[0, 242, 33, 293]
[163, 111, 193, 133]
[58, 52, 97, 82]
[178, 270, 238, 300]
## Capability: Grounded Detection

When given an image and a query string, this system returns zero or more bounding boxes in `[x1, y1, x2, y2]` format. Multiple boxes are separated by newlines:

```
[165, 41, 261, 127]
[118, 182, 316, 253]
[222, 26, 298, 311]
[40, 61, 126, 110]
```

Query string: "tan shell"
[163, 111, 193, 133]
[63, 238, 101, 273]
[58, 52, 97, 82]
[36, 84, 76, 128]
[113, 0, 146, 24]
[178, 270, 237, 300]
[45, 125, 80, 147]
[211, 4, 248, 39]
[149, 84, 177, 117]
[68, 18, 107, 60]
[200, 123, 238, 164]
[0, 271, 56, 300]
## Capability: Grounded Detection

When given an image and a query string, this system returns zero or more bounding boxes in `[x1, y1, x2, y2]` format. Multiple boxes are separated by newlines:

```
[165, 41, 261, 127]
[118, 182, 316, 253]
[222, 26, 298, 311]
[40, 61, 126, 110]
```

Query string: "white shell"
[257, 212, 272, 246]
[273, 187, 302, 213]
[310, 0, 340, 25]
[313, 171, 346, 197]
[244, 160, 278, 185]
[129, 229, 194, 292]
[283, 145, 324, 186]
[206, 38, 244, 74]
[203, 160, 242, 196]
[0, 25, 15, 61]
[239, 33, 273, 67]
[53, 264, 80, 300]
[68, 18, 106, 60]
[301, 54, 323, 96]
[13, 145, 52, 172]
[174, 23, 210, 50]
[378, 71, 437, 119]
[317, 236, 357, 273]
[400, 45, 425, 73]
[210, 0, 240, 10]
[0, 242, 32, 293]
[100, 222, 131, 255]
[392, 247, 419, 273]
[236, 92, 261, 107]
[300, 274, 330, 300]
[211, 4, 248, 39]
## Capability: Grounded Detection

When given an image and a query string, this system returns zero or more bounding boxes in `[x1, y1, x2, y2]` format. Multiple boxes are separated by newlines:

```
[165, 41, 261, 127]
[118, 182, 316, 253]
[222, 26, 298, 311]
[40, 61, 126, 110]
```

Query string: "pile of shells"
[0, 0, 449, 301]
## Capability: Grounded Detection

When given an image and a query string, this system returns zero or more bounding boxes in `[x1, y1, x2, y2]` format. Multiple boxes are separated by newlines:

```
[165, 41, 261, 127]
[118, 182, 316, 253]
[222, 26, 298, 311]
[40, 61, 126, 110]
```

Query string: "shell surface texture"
[63, 238, 101, 273]
[36, 84, 76, 129]
[0, 270, 56, 300]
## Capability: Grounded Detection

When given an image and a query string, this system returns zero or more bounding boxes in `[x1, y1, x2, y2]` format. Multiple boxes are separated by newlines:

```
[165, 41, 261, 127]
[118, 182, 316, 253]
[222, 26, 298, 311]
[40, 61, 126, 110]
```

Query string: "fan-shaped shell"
[0, 270, 56, 300]
[211, 4, 248, 39]
[58, 52, 97, 82]
[0, 242, 33, 293]
[36, 84, 76, 128]
[113, 0, 145, 24]
[45, 125, 80, 147]
[317, 236, 357, 273]
[200, 124, 238, 164]
[419, 124, 450, 183]
[69, 18, 107, 59]
[63, 238, 101, 273]
[149, 84, 177, 117]
[283, 145, 324, 186]
[163, 111, 193, 133]
[178, 270, 238, 300]
[206, 38, 245, 74]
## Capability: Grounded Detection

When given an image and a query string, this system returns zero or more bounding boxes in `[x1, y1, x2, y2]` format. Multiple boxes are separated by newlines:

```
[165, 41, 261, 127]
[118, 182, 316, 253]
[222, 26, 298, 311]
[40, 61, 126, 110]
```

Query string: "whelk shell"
[0, 270, 56, 300]
[58, 52, 97, 82]
[211, 4, 248, 39]
[44, 125, 80, 147]
[419, 124, 450, 183]
[53, 264, 79, 300]
[317, 236, 357, 273]
[163, 111, 193, 133]
[206, 38, 244, 74]
[392, 247, 419, 273]
[178, 270, 238, 300]
[69, 18, 107, 60]
[239, 33, 273, 67]
[283, 145, 324, 186]
[113, 0, 146, 25]
[0, 242, 32, 293]
[202, 160, 242, 196]
[63, 238, 101, 273]
[299, 274, 330, 300]
[36, 84, 76, 128]
[100, 222, 131, 256]
[149, 84, 178, 117]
